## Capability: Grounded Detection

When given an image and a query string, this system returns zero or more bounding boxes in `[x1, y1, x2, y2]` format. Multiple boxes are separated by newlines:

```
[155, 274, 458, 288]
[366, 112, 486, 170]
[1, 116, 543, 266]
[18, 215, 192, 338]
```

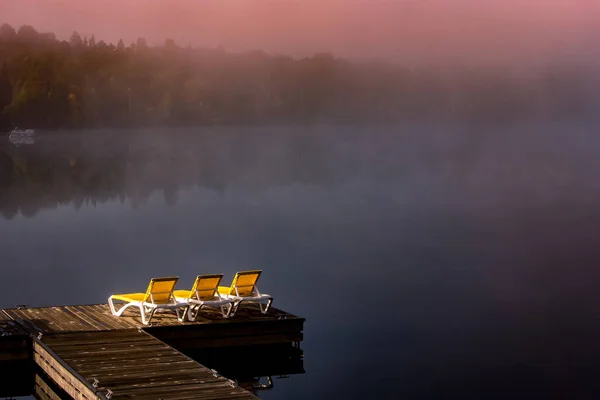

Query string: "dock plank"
[38, 330, 258, 400]
[0, 310, 28, 336]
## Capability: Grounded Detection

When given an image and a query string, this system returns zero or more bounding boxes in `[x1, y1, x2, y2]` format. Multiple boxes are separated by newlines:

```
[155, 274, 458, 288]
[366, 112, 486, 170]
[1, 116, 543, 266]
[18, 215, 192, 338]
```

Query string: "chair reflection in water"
[237, 376, 274, 394]
[193, 341, 304, 396]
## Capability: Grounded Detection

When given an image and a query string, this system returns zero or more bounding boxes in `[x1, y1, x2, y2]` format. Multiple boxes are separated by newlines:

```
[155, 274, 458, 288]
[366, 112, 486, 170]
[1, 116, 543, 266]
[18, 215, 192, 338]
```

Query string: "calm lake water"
[2, 122, 600, 398]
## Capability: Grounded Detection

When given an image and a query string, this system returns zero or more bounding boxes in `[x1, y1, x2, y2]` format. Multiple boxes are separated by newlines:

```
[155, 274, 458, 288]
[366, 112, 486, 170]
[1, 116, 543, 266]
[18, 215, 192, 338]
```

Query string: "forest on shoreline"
[0, 23, 598, 130]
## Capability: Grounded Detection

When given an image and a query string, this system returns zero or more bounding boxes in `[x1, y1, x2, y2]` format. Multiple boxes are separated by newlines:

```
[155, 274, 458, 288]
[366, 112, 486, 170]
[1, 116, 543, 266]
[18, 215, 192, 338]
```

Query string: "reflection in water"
[0, 360, 32, 398]
[31, 370, 70, 400]
[8, 137, 35, 147]
[0, 368, 73, 400]
[2, 124, 600, 398]
[0, 127, 335, 219]
[186, 343, 305, 396]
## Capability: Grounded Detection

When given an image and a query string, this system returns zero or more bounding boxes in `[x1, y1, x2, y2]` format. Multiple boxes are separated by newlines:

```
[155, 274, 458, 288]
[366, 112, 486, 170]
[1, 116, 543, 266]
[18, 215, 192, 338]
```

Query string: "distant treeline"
[0, 23, 597, 129]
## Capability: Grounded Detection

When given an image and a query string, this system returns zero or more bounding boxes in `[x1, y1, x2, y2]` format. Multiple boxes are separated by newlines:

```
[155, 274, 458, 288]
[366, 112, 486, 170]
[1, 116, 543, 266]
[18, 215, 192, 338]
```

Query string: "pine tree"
[70, 31, 83, 47]
[0, 63, 12, 111]
[0, 24, 17, 42]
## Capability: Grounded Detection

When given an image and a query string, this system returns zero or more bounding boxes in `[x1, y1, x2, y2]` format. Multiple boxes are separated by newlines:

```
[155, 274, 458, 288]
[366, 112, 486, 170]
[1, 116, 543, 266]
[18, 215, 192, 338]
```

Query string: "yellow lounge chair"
[218, 270, 273, 316]
[108, 276, 187, 325]
[173, 273, 234, 320]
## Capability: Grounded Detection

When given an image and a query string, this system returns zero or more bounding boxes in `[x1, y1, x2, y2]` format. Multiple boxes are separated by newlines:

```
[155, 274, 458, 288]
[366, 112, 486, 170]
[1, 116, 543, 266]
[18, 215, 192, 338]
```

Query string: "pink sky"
[1, 0, 598, 65]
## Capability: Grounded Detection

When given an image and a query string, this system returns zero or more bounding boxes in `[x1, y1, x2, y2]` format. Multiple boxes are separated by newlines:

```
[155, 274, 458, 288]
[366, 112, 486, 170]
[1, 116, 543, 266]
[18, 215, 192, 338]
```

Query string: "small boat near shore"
[9, 136, 35, 146]
[8, 127, 36, 140]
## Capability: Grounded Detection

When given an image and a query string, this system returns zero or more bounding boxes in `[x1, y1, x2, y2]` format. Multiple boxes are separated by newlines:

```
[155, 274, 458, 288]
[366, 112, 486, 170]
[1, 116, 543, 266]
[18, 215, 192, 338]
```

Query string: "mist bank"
[1, 23, 599, 130]
[2, 0, 599, 65]
[2, 122, 600, 220]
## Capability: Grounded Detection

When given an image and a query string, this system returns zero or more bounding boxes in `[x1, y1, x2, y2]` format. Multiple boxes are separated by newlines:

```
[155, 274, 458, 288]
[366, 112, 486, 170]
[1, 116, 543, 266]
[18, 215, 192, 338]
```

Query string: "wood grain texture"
[39, 330, 258, 399]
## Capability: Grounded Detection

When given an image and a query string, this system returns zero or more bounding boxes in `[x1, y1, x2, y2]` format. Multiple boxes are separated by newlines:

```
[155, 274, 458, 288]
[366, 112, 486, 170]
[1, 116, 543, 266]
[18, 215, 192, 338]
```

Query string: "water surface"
[2, 123, 600, 398]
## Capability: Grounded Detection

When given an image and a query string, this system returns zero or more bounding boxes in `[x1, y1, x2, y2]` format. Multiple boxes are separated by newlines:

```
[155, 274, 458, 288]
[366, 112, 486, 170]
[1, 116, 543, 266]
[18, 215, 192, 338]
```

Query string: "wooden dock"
[0, 303, 304, 399]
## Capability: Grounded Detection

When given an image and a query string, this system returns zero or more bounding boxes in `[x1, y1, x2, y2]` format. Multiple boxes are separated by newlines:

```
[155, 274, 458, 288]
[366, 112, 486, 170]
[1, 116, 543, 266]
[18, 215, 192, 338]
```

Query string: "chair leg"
[145, 307, 157, 325]
[108, 297, 139, 317]
[189, 304, 204, 321]
[221, 303, 233, 318]
[260, 298, 273, 314]
[176, 305, 188, 322]
[108, 296, 117, 315]
[235, 300, 242, 315]
[139, 304, 147, 325]
[230, 300, 241, 317]
[187, 305, 196, 321]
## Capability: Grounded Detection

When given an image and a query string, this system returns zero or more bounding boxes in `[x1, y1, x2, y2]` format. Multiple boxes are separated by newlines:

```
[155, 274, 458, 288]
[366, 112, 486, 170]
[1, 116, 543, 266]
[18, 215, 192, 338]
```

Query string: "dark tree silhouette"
[0, 23, 17, 42]
[0, 63, 11, 110]
[0, 23, 594, 130]
[69, 31, 83, 48]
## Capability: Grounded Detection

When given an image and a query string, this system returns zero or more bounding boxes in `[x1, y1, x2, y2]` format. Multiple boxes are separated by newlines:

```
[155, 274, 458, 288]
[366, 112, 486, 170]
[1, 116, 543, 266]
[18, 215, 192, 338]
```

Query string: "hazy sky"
[1, 0, 598, 64]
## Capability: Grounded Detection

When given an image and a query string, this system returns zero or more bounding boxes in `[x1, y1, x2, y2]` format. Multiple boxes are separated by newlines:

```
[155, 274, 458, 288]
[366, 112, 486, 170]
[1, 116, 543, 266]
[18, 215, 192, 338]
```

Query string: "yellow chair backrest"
[190, 274, 223, 301]
[227, 270, 262, 297]
[144, 277, 179, 304]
